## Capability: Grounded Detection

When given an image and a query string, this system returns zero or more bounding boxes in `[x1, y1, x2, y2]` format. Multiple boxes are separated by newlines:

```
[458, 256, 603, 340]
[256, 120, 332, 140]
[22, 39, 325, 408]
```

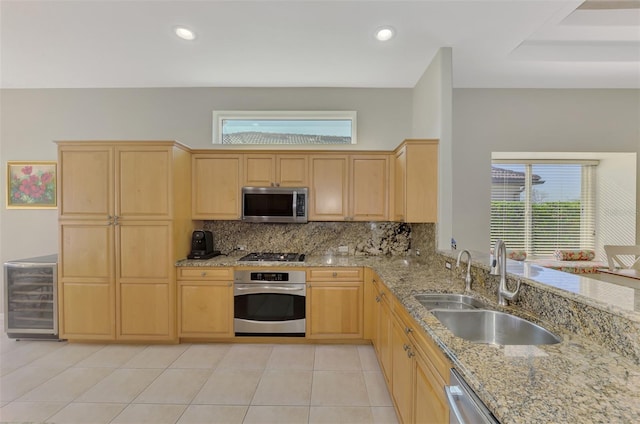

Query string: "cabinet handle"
[113, 216, 120, 226]
[375, 296, 381, 303]
[201, 272, 207, 277]
[405, 327, 413, 334]
[403, 344, 409, 351]
[332, 272, 338, 278]
[407, 350, 415, 358]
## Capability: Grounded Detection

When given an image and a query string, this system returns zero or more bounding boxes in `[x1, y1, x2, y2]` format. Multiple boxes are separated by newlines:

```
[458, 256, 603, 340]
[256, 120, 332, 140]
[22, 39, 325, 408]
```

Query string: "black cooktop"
[238, 252, 305, 262]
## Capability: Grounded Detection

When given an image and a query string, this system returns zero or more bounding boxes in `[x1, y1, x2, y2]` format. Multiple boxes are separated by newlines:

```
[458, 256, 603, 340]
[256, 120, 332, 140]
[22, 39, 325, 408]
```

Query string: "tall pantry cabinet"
[57, 141, 192, 342]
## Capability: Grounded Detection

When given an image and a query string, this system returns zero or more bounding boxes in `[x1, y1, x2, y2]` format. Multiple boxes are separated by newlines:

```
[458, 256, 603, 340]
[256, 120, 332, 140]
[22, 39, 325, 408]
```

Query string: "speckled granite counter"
[176, 254, 640, 424]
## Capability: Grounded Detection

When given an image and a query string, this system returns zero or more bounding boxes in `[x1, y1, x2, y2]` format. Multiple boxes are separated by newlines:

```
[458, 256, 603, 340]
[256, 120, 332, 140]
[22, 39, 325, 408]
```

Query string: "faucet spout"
[456, 250, 473, 292]
[493, 239, 521, 306]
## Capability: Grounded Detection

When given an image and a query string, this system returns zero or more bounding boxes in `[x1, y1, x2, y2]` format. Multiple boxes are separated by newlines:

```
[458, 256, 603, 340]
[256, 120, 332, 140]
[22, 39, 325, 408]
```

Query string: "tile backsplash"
[201, 221, 435, 257]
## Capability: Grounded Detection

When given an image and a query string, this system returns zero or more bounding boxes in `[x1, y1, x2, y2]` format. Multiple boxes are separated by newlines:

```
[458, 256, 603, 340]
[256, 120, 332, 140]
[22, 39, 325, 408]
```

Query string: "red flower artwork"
[8, 162, 56, 207]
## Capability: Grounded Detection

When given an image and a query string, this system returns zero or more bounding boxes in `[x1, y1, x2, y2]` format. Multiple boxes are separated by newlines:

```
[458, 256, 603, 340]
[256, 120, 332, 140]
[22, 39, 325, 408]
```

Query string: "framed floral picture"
[7, 161, 57, 208]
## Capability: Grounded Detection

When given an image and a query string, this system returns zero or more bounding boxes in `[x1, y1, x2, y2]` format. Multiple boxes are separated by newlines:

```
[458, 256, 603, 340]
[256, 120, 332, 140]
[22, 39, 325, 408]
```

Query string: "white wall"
[452, 89, 640, 253]
[412, 47, 453, 251]
[0, 87, 413, 312]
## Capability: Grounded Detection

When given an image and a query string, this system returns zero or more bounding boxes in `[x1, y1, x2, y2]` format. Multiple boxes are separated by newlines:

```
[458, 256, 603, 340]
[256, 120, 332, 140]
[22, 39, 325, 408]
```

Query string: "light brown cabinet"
[390, 296, 451, 424]
[192, 153, 242, 219]
[351, 155, 389, 221]
[393, 139, 438, 223]
[57, 141, 192, 342]
[306, 267, 364, 339]
[309, 155, 349, 220]
[392, 312, 415, 424]
[244, 153, 308, 187]
[367, 274, 451, 424]
[177, 267, 234, 338]
[309, 154, 390, 221]
[372, 277, 394, 385]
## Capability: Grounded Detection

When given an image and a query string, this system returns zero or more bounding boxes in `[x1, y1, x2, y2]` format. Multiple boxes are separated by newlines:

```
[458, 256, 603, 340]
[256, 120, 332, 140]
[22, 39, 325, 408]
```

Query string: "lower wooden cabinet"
[414, 350, 449, 424]
[369, 277, 452, 424]
[392, 313, 415, 424]
[119, 283, 172, 339]
[306, 268, 364, 339]
[177, 267, 234, 338]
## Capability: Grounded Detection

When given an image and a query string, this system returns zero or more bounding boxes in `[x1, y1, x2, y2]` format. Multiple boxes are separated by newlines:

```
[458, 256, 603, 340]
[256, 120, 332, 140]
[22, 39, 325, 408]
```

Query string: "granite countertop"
[176, 254, 640, 423]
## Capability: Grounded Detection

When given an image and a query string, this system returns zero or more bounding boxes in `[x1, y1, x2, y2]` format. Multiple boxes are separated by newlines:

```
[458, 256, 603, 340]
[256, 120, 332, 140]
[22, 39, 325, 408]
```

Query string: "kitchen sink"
[430, 309, 561, 345]
[414, 294, 489, 310]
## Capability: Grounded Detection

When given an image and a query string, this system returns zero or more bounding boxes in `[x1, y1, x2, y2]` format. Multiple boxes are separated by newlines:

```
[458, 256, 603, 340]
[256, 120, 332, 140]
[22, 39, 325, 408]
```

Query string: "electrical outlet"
[237, 245, 246, 251]
[445, 262, 452, 270]
[338, 245, 349, 254]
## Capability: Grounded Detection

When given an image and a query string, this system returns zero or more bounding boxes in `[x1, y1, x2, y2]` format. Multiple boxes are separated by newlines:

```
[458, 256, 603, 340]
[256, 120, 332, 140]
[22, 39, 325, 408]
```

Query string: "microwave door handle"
[292, 191, 297, 217]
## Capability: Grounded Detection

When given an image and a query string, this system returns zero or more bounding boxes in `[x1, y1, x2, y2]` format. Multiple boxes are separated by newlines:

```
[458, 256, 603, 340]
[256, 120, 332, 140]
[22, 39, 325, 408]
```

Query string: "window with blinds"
[490, 160, 597, 258]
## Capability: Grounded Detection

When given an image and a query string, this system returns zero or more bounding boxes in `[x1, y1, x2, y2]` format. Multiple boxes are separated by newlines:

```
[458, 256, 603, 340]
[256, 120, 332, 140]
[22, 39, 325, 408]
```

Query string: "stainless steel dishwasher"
[446, 369, 500, 424]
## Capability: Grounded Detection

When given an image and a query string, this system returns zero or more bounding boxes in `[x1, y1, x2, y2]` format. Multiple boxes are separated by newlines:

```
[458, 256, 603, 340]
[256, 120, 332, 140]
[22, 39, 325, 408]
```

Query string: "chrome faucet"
[491, 239, 521, 306]
[456, 250, 472, 291]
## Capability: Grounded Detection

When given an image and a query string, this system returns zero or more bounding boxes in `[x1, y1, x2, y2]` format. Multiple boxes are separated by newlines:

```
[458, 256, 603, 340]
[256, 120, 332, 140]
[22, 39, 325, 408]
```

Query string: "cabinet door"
[351, 155, 389, 221]
[414, 353, 449, 424]
[179, 282, 234, 337]
[192, 154, 242, 219]
[58, 221, 115, 339]
[60, 282, 115, 339]
[244, 154, 275, 187]
[117, 222, 172, 283]
[119, 283, 171, 339]
[391, 317, 414, 424]
[116, 222, 174, 340]
[405, 141, 438, 223]
[277, 155, 308, 187]
[58, 145, 113, 219]
[116, 146, 172, 219]
[309, 155, 349, 220]
[307, 282, 363, 339]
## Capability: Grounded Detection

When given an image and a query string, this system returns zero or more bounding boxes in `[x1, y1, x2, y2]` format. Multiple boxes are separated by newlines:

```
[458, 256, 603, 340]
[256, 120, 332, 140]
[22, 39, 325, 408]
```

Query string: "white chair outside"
[604, 245, 640, 271]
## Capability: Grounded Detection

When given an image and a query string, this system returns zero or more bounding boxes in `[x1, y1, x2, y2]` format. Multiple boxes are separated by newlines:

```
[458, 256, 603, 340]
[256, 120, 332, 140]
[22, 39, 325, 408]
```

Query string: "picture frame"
[6, 161, 57, 209]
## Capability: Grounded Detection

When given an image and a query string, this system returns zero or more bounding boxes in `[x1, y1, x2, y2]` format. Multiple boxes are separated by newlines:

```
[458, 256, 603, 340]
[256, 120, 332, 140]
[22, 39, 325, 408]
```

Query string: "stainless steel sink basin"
[430, 309, 561, 345]
[414, 294, 489, 310]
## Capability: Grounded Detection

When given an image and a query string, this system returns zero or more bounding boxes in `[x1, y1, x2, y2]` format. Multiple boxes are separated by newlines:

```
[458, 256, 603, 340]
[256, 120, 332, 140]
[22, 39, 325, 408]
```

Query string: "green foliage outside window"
[491, 201, 583, 255]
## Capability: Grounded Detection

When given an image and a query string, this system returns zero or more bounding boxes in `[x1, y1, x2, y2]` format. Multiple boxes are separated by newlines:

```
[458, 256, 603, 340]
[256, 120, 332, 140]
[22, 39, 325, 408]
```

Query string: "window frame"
[212, 110, 357, 145]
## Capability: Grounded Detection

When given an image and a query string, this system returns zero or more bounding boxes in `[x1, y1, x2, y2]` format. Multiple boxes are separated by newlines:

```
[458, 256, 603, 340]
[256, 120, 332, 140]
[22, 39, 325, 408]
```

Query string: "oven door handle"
[235, 285, 304, 292]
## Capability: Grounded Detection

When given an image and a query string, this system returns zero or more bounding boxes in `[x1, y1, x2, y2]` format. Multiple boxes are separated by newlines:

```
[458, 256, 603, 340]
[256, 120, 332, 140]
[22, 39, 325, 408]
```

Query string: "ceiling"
[1, 0, 639, 89]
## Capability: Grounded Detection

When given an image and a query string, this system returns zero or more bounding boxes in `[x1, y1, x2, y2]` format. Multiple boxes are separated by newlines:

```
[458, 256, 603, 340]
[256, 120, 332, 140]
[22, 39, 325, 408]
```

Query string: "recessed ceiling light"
[175, 26, 196, 41]
[375, 26, 395, 42]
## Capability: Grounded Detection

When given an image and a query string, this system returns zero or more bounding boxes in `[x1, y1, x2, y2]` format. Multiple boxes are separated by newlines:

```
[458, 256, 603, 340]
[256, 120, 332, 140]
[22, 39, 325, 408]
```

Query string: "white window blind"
[491, 160, 597, 258]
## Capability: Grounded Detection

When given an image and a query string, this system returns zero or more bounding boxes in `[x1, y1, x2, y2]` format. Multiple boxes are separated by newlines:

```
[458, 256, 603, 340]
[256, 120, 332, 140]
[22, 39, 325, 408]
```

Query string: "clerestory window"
[213, 111, 356, 145]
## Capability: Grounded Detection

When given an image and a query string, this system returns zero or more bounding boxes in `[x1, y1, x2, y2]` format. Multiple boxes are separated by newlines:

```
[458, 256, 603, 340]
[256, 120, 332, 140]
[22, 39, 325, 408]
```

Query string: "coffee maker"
[187, 230, 220, 259]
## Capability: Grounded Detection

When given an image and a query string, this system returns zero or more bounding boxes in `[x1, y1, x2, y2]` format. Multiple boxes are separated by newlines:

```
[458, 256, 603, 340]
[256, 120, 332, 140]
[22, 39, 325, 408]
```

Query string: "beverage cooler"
[4, 254, 59, 339]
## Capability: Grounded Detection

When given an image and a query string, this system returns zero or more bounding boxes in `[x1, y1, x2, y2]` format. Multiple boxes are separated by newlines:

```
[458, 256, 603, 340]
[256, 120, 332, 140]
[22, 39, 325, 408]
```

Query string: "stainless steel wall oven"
[234, 269, 306, 337]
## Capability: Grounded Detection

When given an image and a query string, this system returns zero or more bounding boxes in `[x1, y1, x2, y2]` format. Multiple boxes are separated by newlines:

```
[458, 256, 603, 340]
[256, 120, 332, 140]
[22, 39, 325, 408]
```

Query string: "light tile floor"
[0, 330, 399, 424]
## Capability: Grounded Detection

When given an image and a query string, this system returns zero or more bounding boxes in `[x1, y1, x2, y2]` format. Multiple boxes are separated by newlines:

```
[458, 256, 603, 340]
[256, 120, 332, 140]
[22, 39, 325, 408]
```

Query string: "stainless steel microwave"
[241, 187, 308, 223]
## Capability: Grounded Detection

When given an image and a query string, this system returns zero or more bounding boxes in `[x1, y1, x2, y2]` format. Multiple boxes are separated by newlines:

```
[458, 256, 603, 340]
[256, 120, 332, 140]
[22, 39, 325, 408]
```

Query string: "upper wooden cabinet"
[309, 155, 349, 220]
[58, 144, 176, 220]
[351, 154, 389, 221]
[309, 153, 390, 221]
[192, 153, 242, 220]
[243, 154, 308, 187]
[393, 139, 438, 223]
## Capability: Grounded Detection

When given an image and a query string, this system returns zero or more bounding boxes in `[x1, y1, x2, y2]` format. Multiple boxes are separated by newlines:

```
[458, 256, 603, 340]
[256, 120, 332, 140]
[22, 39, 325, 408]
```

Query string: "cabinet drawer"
[307, 267, 364, 282]
[177, 267, 233, 281]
